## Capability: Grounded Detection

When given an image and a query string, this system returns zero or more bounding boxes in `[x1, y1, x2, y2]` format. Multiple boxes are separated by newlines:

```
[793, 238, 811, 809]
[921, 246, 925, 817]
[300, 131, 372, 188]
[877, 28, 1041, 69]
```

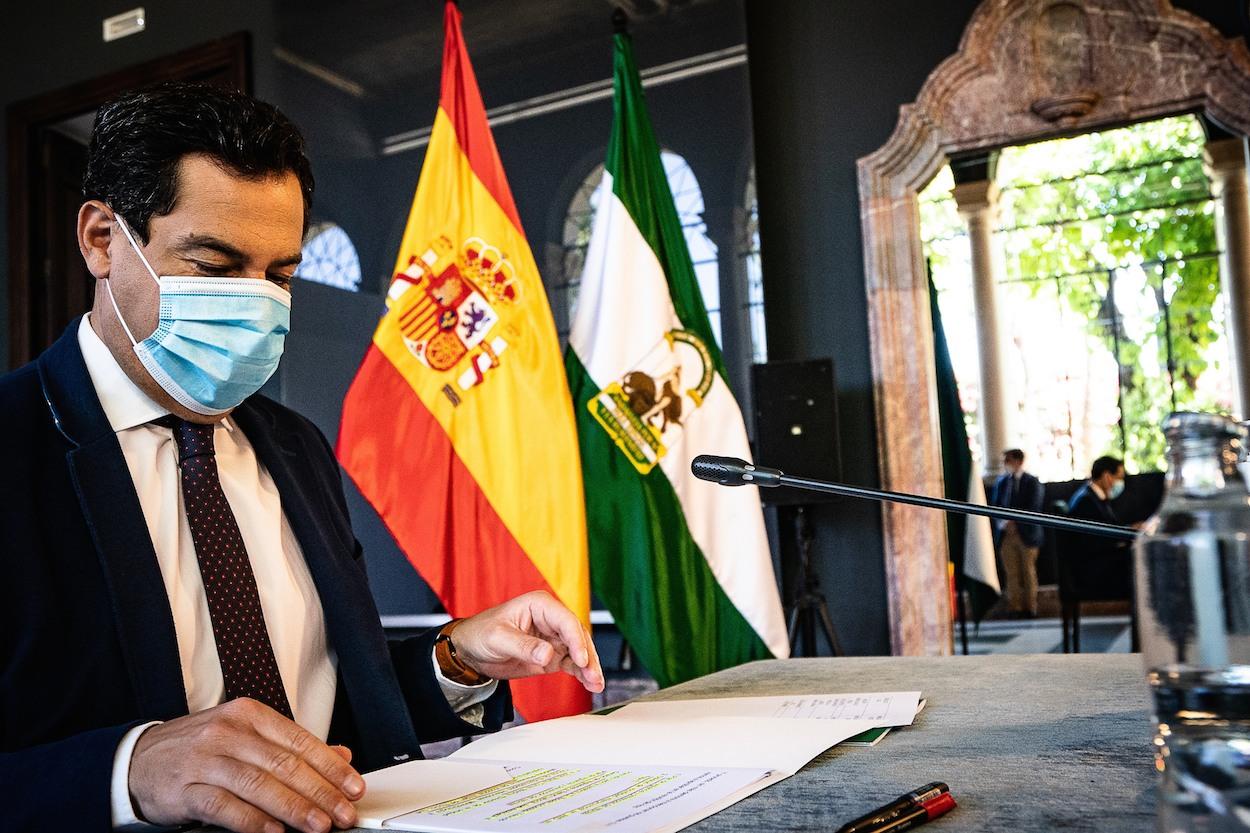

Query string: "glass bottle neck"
[1166, 436, 1243, 497]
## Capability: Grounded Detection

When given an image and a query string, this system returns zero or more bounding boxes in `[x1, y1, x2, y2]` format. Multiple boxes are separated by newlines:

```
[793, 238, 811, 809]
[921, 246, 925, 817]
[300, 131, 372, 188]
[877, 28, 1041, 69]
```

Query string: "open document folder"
[356, 692, 921, 833]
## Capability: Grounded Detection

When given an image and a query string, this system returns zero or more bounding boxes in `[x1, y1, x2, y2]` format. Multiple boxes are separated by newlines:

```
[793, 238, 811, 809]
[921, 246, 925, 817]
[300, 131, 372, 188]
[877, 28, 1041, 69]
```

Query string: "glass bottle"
[1136, 412, 1250, 832]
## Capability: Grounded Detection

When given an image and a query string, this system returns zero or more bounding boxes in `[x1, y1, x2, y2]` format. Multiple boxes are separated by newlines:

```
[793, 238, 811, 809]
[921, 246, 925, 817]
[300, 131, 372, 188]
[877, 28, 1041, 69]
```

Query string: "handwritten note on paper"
[771, 694, 909, 722]
[611, 692, 923, 731]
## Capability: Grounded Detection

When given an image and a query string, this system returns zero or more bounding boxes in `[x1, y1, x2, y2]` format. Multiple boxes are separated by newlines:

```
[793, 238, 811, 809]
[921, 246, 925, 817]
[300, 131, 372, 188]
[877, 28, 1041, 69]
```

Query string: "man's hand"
[129, 698, 364, 833]
[451, 591, 605, 693]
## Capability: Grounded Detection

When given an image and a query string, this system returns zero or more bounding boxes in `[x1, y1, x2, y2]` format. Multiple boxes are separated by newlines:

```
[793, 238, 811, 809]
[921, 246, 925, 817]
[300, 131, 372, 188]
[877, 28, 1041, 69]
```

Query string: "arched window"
[558, 152, 721, 345]
[557, 162, 605, 336]
[664, 152, 721, 345]
[741, 166, 767, 364]
[296, 222, 362, 291]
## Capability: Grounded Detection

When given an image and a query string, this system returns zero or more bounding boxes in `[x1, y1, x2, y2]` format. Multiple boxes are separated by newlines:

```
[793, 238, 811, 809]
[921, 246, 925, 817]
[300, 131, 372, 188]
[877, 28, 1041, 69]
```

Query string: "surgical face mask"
[106, 215, 291, 415]
[1108, 478, 1125, 500]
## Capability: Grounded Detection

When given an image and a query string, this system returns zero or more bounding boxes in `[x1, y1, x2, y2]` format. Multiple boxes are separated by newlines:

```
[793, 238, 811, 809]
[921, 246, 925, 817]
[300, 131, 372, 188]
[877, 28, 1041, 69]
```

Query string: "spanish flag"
[337, 0, 590, 721]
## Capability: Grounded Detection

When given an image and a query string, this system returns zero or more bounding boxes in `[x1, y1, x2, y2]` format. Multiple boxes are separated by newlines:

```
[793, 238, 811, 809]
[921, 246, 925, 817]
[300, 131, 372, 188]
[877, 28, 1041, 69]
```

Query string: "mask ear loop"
[106, 215, 162, 347]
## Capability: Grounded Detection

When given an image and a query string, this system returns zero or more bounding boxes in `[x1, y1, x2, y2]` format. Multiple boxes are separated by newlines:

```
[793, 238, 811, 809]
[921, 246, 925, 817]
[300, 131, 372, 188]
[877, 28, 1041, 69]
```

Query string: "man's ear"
[78, 201, 115, 280]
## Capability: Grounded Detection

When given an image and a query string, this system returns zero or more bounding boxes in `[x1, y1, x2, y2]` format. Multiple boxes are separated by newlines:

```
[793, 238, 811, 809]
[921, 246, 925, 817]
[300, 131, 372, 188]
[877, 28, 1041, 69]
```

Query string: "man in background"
[1068, 455, 1127, 527]
[1063, 455, 1133, 602]
[989, 449, 1045, 617]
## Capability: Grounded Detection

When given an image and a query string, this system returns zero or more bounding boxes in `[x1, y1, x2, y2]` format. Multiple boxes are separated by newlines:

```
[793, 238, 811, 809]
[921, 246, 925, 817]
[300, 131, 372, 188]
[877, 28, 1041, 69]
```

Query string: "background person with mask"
[0, 82, 603, 833]
[1068, 455, 1128, 525]
[1062, 455, 1134, 605]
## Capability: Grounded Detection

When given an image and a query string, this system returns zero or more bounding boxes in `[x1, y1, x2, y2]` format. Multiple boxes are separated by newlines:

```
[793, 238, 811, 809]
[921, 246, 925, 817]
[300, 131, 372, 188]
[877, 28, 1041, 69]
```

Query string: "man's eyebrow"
[173, 234, 247, 261]
[173, 233, 302, 269]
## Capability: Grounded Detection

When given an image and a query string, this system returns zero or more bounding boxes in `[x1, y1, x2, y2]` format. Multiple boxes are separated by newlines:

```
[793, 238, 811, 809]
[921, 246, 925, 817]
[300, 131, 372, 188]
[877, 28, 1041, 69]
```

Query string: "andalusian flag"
[338, 1, 589, 721]
[930, 277, 1000, 623]
[564, 30, 788, 688]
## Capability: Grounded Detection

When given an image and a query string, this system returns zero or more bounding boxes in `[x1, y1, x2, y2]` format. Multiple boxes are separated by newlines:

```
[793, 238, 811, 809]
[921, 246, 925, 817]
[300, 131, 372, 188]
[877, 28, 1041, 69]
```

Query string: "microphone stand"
[691, 455, 1138, 656]
[789, 505, 843, 658]
[691, 455, 1137, 540]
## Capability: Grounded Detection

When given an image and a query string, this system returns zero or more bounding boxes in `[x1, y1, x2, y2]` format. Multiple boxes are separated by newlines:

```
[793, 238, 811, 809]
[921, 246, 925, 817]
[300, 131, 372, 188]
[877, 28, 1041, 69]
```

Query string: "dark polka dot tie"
[158, 416, 294, 719]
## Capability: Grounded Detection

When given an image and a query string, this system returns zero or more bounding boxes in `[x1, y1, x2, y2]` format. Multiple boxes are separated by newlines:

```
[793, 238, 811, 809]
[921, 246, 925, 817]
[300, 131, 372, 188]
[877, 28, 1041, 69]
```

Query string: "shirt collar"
[1089, 481, 1107, 501]
[77, 314, 233, 434]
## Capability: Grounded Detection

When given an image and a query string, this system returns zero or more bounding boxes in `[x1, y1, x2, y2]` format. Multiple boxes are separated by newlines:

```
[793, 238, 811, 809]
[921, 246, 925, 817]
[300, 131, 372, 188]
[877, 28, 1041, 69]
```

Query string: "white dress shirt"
[76, 317, 493, 828]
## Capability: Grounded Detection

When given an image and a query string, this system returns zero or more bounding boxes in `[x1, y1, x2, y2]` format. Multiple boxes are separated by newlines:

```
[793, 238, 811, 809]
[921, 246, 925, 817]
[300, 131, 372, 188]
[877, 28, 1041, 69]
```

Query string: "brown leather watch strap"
[434, 618, 490, 686]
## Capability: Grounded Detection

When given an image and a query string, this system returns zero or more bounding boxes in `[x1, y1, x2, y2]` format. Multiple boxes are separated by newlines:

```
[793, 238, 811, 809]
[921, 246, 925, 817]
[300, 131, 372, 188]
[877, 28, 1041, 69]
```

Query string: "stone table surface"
[638, 654, 1155, 832]
[191, 654, 1153, 832]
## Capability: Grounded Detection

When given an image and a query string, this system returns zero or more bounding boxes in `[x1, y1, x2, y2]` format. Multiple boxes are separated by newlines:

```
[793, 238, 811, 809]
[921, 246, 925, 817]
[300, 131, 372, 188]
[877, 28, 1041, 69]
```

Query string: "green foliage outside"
[920, 115, 1228, 474]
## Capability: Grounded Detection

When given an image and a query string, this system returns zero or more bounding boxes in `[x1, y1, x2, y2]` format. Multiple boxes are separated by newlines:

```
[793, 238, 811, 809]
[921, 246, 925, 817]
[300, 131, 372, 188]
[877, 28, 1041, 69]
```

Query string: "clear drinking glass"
[1137, 412, 1250, 832]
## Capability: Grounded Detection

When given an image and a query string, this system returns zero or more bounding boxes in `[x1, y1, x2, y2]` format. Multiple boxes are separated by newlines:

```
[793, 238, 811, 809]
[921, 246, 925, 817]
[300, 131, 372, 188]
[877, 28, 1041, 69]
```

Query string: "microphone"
[691, 454, 1137, 541]
[690, 455, 782, 487]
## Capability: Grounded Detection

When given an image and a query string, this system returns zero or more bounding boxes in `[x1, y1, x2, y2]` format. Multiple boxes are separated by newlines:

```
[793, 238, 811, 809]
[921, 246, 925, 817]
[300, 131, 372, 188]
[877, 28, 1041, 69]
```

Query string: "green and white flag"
[564, 30, 788, 688]
[930, 276, 1001, 622]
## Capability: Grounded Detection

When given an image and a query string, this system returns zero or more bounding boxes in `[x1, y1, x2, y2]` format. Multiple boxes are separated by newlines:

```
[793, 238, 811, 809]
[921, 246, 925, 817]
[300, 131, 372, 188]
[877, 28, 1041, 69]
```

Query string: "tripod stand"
[787, 506, 843, 657]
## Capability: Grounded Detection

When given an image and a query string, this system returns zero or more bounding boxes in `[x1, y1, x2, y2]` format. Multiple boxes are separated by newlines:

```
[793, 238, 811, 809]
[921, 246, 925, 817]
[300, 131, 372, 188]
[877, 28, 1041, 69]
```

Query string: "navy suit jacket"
[1062, 482, 1133, 599]
[1065, 482, 1129, 557]
[989, 471, 1045, 548]
[0, 320, 511, 831]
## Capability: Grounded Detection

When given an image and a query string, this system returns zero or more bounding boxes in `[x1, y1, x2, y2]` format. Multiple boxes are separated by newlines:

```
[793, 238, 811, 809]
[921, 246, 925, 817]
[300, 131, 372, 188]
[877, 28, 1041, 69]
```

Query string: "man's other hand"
[129, 698, 364, 833]
[452, 591, 605, 693]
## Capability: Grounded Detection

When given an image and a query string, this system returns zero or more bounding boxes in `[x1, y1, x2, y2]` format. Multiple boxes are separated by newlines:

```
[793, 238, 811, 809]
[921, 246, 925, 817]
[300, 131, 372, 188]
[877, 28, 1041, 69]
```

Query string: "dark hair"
[1003, 449, 1025, 463]
[1091, 455, 1124, 481]
[83, 81, 314, 243]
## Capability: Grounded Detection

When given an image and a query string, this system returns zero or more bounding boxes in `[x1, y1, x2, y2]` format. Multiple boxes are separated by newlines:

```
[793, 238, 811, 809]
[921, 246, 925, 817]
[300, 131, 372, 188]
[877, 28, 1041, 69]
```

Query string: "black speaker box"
[750, 358, 842, 505]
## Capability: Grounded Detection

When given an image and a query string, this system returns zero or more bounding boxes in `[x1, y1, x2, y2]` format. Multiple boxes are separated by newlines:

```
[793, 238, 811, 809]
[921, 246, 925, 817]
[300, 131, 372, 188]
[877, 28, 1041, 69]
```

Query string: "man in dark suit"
[989, 449, 1045, 617]
[1064, 455, 1133, 597]
[0, 83, 602, 833]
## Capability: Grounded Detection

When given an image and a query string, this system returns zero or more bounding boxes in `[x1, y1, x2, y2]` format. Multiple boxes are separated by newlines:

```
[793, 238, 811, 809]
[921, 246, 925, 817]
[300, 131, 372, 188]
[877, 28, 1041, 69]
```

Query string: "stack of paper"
[356, 691, 922, 833]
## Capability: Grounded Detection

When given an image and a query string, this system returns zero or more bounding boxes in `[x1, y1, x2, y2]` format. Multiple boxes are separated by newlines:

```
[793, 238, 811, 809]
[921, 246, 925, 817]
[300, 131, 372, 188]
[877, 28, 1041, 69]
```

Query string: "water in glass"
[1137, 412, 1250, 831]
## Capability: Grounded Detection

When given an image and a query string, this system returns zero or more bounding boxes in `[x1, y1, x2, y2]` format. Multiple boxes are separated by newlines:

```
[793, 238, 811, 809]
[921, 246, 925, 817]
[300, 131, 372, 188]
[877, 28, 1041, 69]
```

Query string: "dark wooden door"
[31, 129, 93, 355]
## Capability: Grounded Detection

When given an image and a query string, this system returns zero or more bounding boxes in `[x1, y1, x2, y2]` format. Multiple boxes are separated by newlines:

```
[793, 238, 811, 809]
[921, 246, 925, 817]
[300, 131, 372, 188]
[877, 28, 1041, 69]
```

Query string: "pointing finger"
[531, 598, 593, 667]
[558, 653, 605, 692]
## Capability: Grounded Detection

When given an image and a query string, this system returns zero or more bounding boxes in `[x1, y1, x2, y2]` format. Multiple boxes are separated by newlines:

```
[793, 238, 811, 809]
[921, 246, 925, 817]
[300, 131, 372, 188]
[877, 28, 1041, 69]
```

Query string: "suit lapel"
[232, 401, 421, 766]
[38, 320, 188, 720]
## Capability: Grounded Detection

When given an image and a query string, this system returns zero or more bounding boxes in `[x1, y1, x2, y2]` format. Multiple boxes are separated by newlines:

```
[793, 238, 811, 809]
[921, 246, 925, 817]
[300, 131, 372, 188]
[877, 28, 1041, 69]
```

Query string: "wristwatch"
[434, 619, 490, 686]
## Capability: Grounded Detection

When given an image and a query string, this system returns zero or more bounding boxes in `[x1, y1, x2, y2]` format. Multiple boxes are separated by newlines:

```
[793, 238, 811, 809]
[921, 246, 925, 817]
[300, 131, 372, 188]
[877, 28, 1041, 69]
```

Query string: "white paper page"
[382, 761, 774, 833]
[355, 760, 513, 829]
[450, 713, 874, 774]
[612, 692, 922, 728]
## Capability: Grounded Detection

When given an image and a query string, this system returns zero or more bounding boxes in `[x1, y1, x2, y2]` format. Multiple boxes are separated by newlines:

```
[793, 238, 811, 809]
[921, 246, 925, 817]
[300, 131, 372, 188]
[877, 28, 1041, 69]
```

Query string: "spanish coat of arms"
[385, 235, 520, 403]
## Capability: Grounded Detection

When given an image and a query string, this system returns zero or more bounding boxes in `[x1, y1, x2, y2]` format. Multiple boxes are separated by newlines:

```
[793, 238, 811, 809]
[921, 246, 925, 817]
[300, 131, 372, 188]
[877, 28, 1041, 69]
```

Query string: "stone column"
[952, 180, 1011, 471]
[1204, 137, 1250, 420]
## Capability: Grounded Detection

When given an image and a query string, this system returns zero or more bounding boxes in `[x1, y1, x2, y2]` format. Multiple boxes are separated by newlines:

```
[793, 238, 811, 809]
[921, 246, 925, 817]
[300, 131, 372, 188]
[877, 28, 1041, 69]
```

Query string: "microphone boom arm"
[691, 455, 1137, 541]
